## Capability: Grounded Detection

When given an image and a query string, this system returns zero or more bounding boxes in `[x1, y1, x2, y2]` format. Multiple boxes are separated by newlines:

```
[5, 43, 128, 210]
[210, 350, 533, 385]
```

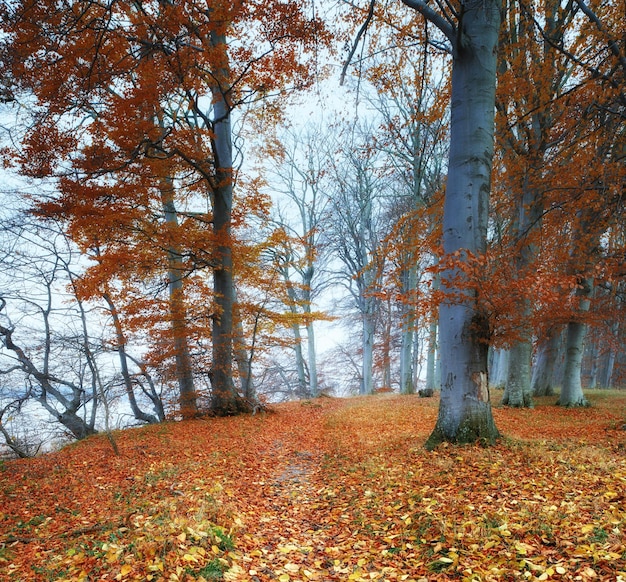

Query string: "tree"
[0, 224, 100, 441]
[2, 0, 329, 416]
[365, 42, 448, 395]
[264, 125, 333, 399]
[398, 0, 501, 446]
[326, 125, 387, 395]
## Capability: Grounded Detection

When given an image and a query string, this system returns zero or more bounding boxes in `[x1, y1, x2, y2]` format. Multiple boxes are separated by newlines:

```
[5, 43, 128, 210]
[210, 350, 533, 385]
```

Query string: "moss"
[425, 401, 500, 450]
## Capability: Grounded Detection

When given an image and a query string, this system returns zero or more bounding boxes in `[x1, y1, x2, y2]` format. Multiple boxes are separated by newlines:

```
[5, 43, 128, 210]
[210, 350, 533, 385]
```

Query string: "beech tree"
[366, 45, 447, 395]
[2, 0, 328, 416]
[396, 0, 501, 446]
[0, 223, 100, 441]
[264, 126, 333, 399]
[326, 125, 387, 395]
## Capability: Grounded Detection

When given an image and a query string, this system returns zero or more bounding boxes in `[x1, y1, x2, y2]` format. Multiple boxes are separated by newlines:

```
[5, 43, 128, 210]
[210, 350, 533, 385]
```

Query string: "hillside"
[1, 392, 626, 581]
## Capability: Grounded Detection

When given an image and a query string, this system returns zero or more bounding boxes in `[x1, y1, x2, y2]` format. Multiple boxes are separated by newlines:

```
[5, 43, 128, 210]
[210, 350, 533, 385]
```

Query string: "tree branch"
[340, 0, 376, 86]
[400, 0, 456, 46]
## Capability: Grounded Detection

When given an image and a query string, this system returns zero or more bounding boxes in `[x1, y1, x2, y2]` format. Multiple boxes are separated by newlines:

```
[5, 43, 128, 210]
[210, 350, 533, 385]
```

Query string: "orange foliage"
[2, 393, 625, 581]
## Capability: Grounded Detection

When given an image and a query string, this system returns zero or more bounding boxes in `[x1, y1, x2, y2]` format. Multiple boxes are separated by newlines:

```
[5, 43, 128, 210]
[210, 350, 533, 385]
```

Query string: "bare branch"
[340, 0, 377, 86]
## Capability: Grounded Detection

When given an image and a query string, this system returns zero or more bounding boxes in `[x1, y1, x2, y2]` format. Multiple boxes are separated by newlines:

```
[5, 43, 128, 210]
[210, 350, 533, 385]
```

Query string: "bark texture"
[209, 29, 249, 415]
[423, 0, 502, 448]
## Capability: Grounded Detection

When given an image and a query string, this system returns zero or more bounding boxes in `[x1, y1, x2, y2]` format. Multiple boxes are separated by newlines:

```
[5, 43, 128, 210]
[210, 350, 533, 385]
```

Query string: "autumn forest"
[0, 0, 625, 579]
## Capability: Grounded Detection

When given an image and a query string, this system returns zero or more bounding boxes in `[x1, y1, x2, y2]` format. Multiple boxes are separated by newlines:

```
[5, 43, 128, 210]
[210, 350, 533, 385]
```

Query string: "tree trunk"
[400, 325, 415, 394]
[306, 320, 319, 397]
[233, 298, 256, 402]
[424, 321, 438, 392]
[159, 177, 198, 419]
[400, 265, 418, 394]
[586, 335, 599, 389]
[285, 280, 309, 398]
[502, 340, 533, 407]
[501, 172, 543, 407]
[103, 293, 160, 424]
[381, 296, 393, 389]
[361, 312, 375, 395]
[425, 0, 501, 449]
[601, 322, 618, 388]
[292, 322, 309, 398]
[559, 279, 592, 407]
[531, 327, 560, 396]
[489, 348, 509, 388]
[209, 29, 246, 415]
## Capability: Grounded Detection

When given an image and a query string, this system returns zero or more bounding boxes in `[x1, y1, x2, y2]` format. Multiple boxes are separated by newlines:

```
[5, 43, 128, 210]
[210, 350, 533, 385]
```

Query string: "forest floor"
[1, 391, 626, 582]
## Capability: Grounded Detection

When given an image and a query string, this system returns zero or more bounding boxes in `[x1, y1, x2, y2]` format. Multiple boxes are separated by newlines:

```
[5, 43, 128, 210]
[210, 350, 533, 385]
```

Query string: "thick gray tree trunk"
[490, 348, 509, 388]
[405, 0, 502, 448]
[502, 341, 533, 407]
[559, 279, 592, 407]
[531, 328, 560, 396]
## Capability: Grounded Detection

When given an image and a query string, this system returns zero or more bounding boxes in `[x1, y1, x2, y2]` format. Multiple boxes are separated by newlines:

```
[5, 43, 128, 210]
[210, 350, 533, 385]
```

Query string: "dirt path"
[230, 403, 336, 581]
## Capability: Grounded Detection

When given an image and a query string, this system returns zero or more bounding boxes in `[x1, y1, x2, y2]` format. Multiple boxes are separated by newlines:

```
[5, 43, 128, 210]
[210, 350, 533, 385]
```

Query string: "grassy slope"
[1, 391, 625, 581]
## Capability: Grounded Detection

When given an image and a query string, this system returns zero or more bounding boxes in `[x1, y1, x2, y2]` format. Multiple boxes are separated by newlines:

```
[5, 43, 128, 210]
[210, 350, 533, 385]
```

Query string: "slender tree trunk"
[361, 312, 375, 395]
[103, 293, 160, 424]
[400, 265, 417, 394]
[285, 281, 309, 398]
[292, 322, 309, 398]
[601, 322, 619, 388]
[306, 320, 319, 397]
[159, 177, 198, 419]
[232, 297, 255, 402]
[425, 0, 501, 449]
[559, 279, 592, 407]
[209, 29, 245, 415]
[587, 336, 599, 389]
[425, 272, 440, 392]
[382, 296, 393, 389]
[425, 321, 437, 392]
[400, 326, 415, 394]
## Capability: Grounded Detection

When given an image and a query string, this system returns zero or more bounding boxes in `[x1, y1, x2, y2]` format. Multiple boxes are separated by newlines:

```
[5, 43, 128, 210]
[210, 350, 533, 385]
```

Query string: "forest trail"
[1, 393, 626, 581]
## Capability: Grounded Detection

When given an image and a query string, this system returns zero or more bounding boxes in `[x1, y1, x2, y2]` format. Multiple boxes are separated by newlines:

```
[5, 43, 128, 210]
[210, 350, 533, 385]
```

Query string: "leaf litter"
[1, 392, 625, 581]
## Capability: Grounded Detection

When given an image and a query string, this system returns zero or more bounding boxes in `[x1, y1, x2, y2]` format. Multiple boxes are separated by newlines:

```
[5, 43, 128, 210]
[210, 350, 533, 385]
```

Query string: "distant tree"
[264, 125, 334, 399]
[326, 125, 388, 395]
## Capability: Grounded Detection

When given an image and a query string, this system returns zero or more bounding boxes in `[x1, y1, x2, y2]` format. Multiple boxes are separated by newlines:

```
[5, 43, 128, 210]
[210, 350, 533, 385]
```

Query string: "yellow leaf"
[279, 574, 291, 582]
[177, 532, 187, 542]
[120, 564, 132, 577]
